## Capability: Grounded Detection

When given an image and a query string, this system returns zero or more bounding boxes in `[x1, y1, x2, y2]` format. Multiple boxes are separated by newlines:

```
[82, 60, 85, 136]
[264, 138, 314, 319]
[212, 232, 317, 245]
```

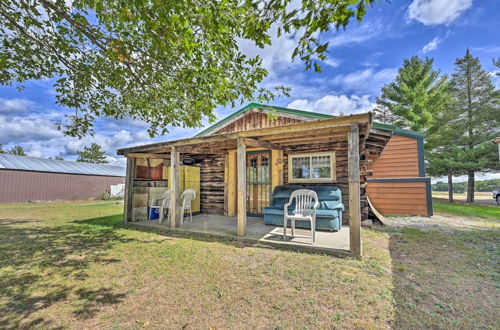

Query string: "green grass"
[433, 200, 500, 219]
[0, 201, 498, 329]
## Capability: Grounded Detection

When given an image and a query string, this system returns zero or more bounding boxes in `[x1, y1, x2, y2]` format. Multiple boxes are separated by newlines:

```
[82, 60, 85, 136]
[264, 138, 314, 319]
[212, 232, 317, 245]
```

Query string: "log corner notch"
[236, 137, 247, 237]
[348, 123, 362, 257]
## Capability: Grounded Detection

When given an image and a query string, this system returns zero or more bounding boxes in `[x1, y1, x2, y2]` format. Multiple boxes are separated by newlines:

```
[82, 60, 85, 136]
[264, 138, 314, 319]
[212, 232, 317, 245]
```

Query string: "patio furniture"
[149, 189, 172, 224]
[283, 189, 319, 243]
[179, 189, 196, 224]
[263, 185, 344, 231]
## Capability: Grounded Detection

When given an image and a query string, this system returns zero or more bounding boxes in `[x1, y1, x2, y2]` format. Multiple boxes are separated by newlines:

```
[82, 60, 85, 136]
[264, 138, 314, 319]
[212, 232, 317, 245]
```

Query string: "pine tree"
[373, 99, 401, 124]
[77, 143, 108, 164]
[426, 114, 465, 202]
[378, 56, 450, 131]
[8, 145, 27, 156]
[447, 49, 499, 203]
[0, 144, 5, 154]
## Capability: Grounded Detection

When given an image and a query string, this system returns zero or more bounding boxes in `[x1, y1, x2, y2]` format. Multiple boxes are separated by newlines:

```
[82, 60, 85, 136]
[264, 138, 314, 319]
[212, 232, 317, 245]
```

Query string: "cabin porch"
[117, 112, 389, 258]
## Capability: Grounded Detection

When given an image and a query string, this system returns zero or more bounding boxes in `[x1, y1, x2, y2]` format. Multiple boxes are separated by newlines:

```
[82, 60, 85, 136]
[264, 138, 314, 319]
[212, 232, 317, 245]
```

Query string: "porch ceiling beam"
[126, 153, 170, 159]
[118, 112, 371, 155]
[243, 138, 282, 150]
[268, 133, 349, 145]
[261, 127, 352, 142]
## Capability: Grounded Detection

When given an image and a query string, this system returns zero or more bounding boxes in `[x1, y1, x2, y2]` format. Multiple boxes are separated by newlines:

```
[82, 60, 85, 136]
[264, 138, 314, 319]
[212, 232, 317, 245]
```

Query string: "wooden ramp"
[367, 196, 386, 225]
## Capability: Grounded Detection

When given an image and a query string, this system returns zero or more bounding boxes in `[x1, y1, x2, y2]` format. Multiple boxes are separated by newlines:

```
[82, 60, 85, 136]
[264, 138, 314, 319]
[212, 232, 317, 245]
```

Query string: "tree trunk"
[447, 173, 454, 203]
[466, 170, 475, 203]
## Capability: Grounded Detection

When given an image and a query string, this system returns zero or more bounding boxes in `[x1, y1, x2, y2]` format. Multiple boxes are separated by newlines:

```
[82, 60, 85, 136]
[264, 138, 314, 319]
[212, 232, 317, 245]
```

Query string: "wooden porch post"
[348, 123, 362, 257]
[123, 156, 135, 223]
[170, 147, 180, 229]
[237, 137, 247, 237]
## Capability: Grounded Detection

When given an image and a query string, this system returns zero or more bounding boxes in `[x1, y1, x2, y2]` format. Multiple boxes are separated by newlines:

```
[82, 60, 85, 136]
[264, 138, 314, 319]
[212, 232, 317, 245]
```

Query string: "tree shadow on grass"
[0, 214, 132, 328]
[375, 225, 499, 329]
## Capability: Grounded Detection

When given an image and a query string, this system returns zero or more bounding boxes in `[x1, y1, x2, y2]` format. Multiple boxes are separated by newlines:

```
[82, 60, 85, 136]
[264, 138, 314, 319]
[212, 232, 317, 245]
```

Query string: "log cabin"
[117, 103, 432, 257]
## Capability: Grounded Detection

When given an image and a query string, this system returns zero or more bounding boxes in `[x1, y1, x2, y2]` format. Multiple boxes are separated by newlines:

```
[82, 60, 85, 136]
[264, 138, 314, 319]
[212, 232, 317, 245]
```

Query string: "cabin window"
[288, 152, 336, 183]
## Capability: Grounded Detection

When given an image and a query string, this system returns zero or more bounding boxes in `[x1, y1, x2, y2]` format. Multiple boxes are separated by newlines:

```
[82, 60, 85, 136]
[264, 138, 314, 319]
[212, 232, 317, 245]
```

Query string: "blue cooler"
[148, 206, 160, 220]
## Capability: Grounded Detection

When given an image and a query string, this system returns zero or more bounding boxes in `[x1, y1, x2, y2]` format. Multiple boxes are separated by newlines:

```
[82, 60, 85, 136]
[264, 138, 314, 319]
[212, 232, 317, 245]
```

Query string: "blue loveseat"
[263, 185, 344, 231]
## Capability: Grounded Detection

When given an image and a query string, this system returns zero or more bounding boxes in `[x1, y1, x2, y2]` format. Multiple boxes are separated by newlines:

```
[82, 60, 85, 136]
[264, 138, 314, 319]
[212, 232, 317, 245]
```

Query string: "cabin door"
[246, 151, 272, 216]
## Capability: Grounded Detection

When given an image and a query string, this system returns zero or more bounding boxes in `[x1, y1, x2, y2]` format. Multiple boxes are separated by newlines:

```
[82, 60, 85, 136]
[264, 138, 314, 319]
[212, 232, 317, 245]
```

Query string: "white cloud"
[331, 67, 398, 95]
[0, 98, 36, 114]
[0, 114, 61, 143]
[329, 19, 386, 47]
[324, 58, 341, 68]
[408, 0, 473, 25]
[0, 99, 156, 163]
[287, 94, 375, 116]
[421, 36, 442, 53]
[238, 25, 301, 78]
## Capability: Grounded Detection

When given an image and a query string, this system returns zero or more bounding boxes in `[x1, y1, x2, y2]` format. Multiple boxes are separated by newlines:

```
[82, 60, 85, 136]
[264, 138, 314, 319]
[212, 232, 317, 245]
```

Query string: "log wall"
[281, 140, 369, 224]
[193, 154, 226, 214]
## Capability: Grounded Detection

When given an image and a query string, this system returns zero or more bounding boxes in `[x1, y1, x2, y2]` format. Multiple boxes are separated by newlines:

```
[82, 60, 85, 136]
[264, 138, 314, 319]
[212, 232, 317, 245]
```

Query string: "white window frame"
[288, 151, 336, 183]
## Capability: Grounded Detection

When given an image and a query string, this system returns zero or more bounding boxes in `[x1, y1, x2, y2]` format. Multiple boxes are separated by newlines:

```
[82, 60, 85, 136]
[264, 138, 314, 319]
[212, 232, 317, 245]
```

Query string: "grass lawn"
[0, 201, 498, 329]
[433, 200, 500, 219]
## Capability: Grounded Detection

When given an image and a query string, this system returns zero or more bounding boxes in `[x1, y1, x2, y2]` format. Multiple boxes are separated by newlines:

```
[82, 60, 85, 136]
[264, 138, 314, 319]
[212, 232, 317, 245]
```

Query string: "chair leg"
[291, 219, 295, 237]
[311, 218, 316, 244]
[179, 207, 184, 225]
[159, 207, 163, 224]
[283, 218, 287, 239]
[189, 209, 193, 222]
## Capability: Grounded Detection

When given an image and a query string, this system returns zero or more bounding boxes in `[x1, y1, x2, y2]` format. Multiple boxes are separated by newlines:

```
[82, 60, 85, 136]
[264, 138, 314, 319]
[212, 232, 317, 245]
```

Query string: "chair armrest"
[284, 202, 291, 217]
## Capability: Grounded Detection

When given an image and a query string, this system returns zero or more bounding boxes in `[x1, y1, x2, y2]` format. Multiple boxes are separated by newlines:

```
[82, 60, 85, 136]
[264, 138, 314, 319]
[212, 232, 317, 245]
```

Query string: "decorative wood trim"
[348, 123, 362, 257]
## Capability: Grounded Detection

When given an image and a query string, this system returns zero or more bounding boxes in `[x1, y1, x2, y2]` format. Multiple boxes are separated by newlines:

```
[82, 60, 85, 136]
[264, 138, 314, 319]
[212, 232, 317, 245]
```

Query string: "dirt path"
[384, 214, 498, 233]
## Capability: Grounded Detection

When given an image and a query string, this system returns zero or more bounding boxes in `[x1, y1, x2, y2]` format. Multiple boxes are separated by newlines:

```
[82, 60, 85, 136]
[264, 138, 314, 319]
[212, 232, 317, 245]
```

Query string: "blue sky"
[0, 0, 499, 176]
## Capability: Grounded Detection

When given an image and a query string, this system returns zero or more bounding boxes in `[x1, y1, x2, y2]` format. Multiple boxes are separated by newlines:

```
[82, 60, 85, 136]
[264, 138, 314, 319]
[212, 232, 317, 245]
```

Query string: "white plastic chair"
[149, 189, 171, 224]
[179, 189, 196, 224]
[283, 189, 319, 244]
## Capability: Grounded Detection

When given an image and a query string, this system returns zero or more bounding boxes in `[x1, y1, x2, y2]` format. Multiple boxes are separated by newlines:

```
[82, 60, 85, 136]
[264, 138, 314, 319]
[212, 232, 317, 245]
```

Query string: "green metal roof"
[194, 102, 425, 139]
[371, 122, 426, 139]
[194, 102, 334, 137]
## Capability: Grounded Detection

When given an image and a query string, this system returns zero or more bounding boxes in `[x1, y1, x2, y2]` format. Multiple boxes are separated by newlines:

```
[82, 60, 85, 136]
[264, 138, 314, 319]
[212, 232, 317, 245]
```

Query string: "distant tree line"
[0, 144, 27, 156]
[374, 50, 499, 203]
[432, 179, 500, 193]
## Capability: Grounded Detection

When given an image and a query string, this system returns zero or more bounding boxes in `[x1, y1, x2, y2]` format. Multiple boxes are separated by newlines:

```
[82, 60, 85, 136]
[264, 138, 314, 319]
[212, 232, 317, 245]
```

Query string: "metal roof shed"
[0, 155, 125, 203]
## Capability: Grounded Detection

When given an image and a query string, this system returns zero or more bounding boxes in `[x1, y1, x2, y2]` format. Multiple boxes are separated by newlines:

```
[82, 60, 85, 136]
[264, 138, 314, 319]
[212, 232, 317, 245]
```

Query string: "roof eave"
[117, 112, 371, 155]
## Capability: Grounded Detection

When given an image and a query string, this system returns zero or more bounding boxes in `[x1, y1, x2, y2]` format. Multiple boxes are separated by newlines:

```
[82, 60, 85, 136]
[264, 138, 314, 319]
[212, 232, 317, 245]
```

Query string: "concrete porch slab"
[127, 213, 352, 257]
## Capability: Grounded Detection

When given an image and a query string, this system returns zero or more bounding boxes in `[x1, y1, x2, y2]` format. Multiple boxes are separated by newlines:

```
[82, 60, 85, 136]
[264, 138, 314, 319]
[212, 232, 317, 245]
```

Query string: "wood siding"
[370, 135, 420, 178]
[366, 181, 429, 216]
[366, 134, 431, 217]
[212, 109, 305, 135]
